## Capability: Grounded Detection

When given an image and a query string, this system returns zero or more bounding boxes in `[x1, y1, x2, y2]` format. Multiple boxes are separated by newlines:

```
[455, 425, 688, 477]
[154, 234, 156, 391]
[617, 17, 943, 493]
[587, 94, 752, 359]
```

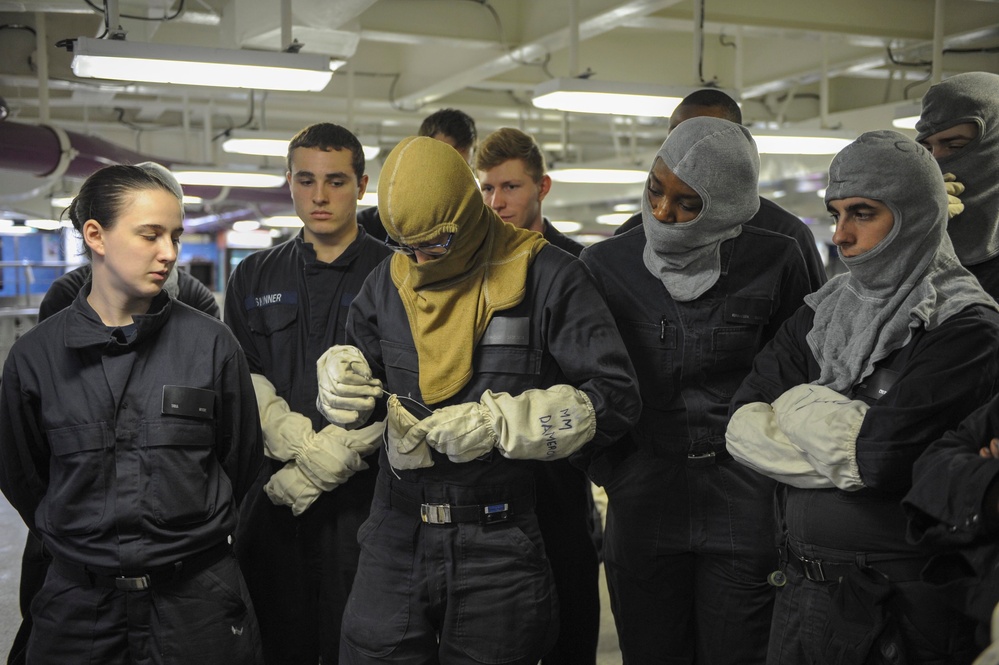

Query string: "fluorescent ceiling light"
[753, 131, 854, 155]
[359, 193, 378, 208]
[261, 215, 305, 228]
[550, 220, 582, 233]
[532, 78, 697, 117]
[173, 169, 286, 188]
[223, 131, 381, 161]
[182, 195, 204, 205]
[71, 36, 336, 92]
[596, 212, 635, 226]
[892, 115, 919, 130]
[232, 220, 262, 232]
[548, 168, 647, 184]
[25, 219, 62, 230]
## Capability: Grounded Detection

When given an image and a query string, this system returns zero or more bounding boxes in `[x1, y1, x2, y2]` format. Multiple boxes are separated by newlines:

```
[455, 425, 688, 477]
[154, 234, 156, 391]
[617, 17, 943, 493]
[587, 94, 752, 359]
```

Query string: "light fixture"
[24, 219, 63, 231]
[550, 220, 582, 233]
[532, 78, 699, 117]
[752, 131, 854, 155]
[232, 220, 262, 233]
[596, 212, 635, 226]
[173, 169, 286, 188]
[261, 215, 305, 228]
[71, 36, 337, 92]
[358, 193, 378, 208]
[548, 167, 647, 184]
[892, 101, 923, 130]
[223, 131, 381, 161]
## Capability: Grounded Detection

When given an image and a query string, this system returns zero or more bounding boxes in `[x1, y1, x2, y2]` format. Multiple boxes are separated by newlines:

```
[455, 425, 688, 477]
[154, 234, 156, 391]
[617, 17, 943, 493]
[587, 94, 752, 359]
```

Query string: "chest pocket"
[143, 419, 220, 526]
[475, 317, 541, 391]
[704, 296, 772, 400]
[619, 320, 677, 405]
[45, 422, 112, 536]
[245, 300, 298, 337]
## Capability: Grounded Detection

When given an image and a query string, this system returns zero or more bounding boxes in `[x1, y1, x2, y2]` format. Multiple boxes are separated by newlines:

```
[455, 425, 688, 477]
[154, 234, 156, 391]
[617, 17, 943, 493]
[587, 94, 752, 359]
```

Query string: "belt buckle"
[686, 451, 716, 467]
[115, 574, 151, 591]
[800, 557, 827, 582]
[480, 502, 510, 526]
[420, 503, 452, 525]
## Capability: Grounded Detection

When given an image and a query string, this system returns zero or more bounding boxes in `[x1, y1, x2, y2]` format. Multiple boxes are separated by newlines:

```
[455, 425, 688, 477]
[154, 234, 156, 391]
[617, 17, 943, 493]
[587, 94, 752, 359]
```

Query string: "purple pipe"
[0, 120, 292, 205]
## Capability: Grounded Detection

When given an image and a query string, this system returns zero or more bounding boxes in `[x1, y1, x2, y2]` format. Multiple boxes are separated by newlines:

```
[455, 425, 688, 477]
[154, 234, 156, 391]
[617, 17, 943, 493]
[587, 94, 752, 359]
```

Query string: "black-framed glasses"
[384, 233, 455, 257]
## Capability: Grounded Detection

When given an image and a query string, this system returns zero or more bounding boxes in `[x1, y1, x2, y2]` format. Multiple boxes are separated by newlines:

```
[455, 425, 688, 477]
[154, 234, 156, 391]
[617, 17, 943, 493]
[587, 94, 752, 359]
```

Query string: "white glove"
[403, 385, 596, 464]
[316, 345, 383, 429]
[385, 395, 434, 470]
[252, 372, 382, 487]
[296, 421, 385, 488]
[944, 173, 965, 219]
[973, 602, 999, 665]
[726, 402, 829, 488]
[264, 460, 330, 516]
[251, 373, 317, 461]
[772, 384, 867, 490]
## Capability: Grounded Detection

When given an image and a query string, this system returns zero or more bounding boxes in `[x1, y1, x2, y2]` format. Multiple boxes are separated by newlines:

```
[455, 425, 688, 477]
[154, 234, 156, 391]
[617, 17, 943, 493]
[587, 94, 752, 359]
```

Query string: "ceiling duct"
[221, 0, 377, 59]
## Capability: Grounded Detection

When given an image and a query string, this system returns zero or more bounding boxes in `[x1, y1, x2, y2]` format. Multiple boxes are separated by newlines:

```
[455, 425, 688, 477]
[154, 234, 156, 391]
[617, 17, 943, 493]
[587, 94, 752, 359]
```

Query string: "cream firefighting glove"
[385, 395, 434, 470]
[402, 385, 597, 464]
[316, 345, 383, 429]
[944, 173, 966, 219]
[296, 421, 384, 488]
[252, 373, 316, 461]
[726, 402, 829, 487]
[252, 372, 381, 485]
[264, 460, 330, 516]
[771, 384, 868, 490]
[973, 602, 999, 665]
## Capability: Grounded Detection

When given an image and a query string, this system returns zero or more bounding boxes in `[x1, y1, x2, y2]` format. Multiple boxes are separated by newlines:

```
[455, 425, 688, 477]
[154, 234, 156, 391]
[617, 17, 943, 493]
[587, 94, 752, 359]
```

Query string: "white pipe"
[932, 0, 944, 84]
[692, 0, 703, 84]
[568, 0, 579, 78]
[182, 94, 191, 162]
[35, 12, 49, 123]
[734, 27, 743, 98]
[820, 34, 830, 128]
[281, 0, 293, 51]
[346, 62, 355, 130]
[105, 0, 121, 35]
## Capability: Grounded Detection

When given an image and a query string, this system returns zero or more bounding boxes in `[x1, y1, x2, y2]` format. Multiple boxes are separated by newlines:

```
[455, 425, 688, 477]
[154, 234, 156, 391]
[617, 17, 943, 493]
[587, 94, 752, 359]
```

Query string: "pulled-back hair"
[68, 164, 181, 258]
[287, 123, 365, 178]
[418, 108, 477, 154]
[474, 127, 546, 183]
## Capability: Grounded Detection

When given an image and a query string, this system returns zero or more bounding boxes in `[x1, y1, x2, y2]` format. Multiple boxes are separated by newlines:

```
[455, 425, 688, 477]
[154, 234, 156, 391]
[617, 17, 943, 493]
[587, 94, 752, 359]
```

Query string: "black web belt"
[51, 541, 231, 591]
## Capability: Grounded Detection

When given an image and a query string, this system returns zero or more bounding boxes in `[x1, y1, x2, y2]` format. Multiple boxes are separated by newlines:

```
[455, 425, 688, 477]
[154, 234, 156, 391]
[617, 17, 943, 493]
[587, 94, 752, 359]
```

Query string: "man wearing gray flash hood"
[727, 130, 999, 664]
[916, 72, 999, 297]
[580, 117, 810, 664]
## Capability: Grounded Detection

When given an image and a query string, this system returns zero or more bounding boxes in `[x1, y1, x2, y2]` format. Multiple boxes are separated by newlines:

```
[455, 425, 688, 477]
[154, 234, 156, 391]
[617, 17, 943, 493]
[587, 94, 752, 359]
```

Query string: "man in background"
[476, 126, 600, 665]
[225, 123, 390, 664]
[358, 108, 477, 241]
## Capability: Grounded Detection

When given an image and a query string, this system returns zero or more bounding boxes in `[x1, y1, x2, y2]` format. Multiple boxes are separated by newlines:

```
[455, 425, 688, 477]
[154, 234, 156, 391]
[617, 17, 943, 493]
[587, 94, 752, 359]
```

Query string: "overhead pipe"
[0, 120, 292, 206]
[35, 12, 49, 123]
[932, 0, 945, 84]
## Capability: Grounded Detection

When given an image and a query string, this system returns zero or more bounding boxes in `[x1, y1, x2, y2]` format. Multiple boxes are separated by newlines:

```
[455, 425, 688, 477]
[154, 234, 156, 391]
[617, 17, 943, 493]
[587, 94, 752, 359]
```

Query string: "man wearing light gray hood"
[581, 117, 810, 664]
[916, 72, 999, 297]
[727, 130, 999, 664]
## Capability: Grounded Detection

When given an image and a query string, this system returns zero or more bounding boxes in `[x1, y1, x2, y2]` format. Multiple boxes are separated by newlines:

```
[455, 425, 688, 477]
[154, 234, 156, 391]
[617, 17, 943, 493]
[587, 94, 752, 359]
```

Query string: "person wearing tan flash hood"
[315, 136, 641, 664]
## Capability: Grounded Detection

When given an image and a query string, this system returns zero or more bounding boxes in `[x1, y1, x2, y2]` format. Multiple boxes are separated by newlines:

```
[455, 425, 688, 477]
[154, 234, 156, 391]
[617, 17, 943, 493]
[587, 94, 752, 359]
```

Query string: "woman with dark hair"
[0, 164, 264, 664]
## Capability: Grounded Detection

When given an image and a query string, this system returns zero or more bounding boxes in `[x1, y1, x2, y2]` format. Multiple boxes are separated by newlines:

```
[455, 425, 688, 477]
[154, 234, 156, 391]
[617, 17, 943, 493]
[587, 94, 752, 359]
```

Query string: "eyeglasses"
[384, 233, 455, 257]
